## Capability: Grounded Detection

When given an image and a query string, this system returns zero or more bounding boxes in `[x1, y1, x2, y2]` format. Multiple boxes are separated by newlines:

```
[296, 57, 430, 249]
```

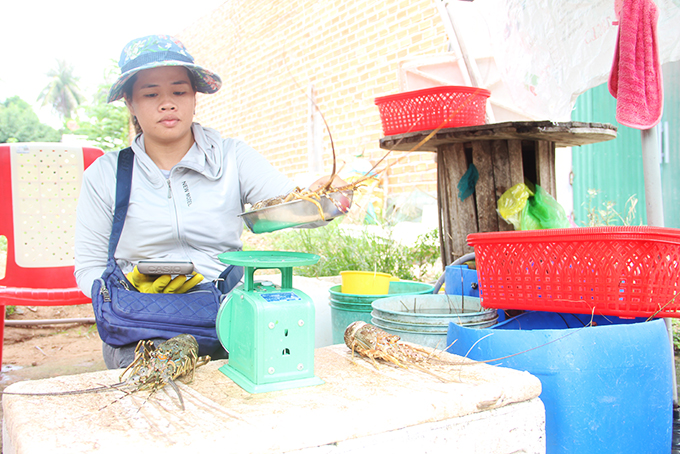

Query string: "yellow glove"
[126, 266, 204, 294]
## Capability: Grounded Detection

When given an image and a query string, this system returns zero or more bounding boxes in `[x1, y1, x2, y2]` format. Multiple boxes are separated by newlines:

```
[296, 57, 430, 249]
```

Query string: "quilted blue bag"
[91, 148, 242, 356]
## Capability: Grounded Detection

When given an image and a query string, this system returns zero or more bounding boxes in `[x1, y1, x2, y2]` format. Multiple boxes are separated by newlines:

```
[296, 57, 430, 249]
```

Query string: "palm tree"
[37, 60, 85, 120]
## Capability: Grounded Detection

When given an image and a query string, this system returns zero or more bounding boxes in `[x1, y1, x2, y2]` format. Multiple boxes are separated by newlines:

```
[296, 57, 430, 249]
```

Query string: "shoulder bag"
[90, 148, 242, 356]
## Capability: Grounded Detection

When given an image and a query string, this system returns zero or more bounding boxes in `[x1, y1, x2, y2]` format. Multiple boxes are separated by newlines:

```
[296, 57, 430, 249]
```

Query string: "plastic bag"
[471, 0, 680, 121]
[497, 183, 534, 229]
[457, 164, 479, 201]
[498, 183, 570, 230]
[520, 185, 571, 230]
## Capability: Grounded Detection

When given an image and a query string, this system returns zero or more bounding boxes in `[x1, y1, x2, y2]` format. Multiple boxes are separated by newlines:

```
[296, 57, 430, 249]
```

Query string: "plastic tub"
[329, 281, 435, 305]
[371, 314, 497, 332]
[340, 271, 391, 295]
[329, 281, 435, 344]
[370, 294, 497, 349]
[330, 305, 373, 346]
[446, 311, 673, 453]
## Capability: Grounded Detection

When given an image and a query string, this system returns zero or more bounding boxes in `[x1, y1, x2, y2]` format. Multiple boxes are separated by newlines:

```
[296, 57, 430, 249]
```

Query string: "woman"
[74, 35, 338, 368]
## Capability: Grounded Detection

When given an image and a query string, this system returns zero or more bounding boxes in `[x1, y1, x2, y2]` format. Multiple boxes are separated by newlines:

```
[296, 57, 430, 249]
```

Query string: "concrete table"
[379, 121, 618, 264]
[3, 344, 545, 453]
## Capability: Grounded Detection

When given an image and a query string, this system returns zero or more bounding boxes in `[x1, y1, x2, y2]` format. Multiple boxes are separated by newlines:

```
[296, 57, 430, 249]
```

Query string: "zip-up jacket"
[74, 123, 296, 297]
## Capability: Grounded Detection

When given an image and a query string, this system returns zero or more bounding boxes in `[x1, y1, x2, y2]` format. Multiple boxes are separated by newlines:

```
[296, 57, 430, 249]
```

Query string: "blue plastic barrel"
[447, 311, 673, 454]
[444, 265, 479, 297]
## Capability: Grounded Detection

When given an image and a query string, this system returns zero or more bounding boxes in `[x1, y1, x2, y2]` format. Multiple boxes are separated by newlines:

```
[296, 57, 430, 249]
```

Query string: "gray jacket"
[74, 123, 296, 297]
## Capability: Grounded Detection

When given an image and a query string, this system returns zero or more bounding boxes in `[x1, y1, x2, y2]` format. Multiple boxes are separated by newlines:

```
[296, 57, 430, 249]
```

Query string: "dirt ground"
[0, 304, 105, 452]
[1, 304, 105, 387]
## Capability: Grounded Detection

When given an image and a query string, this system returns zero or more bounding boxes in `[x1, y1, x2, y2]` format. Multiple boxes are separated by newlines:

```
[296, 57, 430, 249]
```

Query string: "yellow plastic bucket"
[340, 271, 392, 295]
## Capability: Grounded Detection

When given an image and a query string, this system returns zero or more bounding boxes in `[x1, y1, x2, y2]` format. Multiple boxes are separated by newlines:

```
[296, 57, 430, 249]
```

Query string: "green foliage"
[673, 319, 680, 353]
[0, 97, 61, 143]
[75, 63, 130, 152]
[38, 59, 85, 121]
[582, 189, 640, 226]
[76, 101, 129, 152]
[253, 220, 441, 281]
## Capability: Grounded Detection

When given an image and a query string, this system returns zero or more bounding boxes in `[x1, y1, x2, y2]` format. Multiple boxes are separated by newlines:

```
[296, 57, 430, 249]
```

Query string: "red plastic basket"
[374, 86, 490, 136]
[467, 226, 680, 318]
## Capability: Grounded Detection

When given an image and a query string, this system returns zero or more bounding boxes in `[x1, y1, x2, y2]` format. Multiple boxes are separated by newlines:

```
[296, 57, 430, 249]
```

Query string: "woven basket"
[467, 226, 680, 318]
[375, 86, 490, 136]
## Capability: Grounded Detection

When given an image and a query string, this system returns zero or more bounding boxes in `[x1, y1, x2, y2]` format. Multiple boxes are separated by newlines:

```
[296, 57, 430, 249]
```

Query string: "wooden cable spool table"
[379, 121, 618, 265]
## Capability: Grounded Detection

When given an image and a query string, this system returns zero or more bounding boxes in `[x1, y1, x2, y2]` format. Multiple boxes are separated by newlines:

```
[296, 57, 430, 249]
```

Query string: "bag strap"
[107, 147, 134, 259]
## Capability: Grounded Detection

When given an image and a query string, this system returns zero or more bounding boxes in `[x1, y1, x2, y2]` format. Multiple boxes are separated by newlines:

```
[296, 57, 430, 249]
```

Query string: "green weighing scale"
[216, 251, 324, 393]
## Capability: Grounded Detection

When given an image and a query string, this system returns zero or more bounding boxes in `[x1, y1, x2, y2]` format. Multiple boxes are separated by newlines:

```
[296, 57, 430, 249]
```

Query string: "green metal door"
[660, 61, 680, 228]
[571, 61, 679, 227]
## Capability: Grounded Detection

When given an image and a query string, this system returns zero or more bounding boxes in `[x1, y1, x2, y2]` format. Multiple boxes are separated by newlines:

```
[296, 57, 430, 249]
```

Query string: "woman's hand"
[126, 266, 204, 293]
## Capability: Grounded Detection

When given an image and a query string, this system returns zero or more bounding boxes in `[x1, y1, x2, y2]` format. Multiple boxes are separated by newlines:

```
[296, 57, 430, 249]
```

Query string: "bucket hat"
[107, 34, 221, 103]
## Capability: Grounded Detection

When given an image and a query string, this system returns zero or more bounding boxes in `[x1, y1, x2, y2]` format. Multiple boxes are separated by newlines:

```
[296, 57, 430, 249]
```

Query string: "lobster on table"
[118, 333, 210, 410]
[1, 334, 210, 411]
[343, 321, 458, 383]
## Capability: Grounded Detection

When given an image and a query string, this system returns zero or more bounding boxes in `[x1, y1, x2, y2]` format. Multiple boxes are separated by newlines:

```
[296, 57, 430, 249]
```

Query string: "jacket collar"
[130, 123, 223, 187]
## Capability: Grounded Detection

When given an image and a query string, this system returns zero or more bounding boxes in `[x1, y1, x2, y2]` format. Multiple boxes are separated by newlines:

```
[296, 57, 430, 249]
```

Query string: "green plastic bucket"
[330, 280, 434, 344]
[330, 305, 373, 345]
[329, 281, 434, 304]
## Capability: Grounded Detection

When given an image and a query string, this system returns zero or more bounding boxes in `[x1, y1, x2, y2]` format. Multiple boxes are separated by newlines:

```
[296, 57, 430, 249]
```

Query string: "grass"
[581, 192, 680, 352]
[674, 319, 680, 353]
[582, 189, 640, 227]
[243, 218, 441, 282]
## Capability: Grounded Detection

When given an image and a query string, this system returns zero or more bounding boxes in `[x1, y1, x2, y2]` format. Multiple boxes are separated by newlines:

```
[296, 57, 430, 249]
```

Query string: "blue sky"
[0, 0, 225, 127]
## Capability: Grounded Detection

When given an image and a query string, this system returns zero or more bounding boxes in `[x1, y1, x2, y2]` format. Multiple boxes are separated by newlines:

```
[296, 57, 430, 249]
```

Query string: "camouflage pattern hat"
[107, 34, 221, 103]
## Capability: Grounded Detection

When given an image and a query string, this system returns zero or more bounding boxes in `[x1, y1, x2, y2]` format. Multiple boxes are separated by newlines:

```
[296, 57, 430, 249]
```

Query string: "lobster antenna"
[282, 50, 337, 191]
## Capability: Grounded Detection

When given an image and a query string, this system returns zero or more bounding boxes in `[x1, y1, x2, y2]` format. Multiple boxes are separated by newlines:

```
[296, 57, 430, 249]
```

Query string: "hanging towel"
[608, 0, 663, 130]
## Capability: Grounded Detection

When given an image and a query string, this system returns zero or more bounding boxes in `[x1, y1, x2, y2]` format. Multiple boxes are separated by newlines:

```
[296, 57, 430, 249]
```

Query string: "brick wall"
[179, 0, 447, 196]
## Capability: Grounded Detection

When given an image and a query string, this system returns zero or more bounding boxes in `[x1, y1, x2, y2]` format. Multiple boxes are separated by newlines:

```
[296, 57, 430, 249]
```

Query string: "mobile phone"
[137, 260, 194, 275]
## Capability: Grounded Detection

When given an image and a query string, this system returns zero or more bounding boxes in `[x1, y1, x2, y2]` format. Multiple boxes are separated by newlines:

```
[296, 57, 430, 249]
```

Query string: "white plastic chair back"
[10, 143, 85, 268]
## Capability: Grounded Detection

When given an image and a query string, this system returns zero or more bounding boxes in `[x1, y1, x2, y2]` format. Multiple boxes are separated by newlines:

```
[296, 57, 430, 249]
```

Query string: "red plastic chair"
[0, 143, 104, 367]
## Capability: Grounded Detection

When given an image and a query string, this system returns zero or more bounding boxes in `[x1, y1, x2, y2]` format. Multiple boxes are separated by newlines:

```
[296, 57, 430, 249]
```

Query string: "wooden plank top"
[2, 344, 542, 454]
[379, 121, 618, 151]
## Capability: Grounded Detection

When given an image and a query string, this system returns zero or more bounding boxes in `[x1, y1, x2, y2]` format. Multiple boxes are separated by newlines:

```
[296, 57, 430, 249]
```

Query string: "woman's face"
[126, 66, 196, 148]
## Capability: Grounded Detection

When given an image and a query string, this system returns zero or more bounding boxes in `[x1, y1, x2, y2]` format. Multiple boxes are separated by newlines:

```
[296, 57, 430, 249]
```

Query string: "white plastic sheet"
[469, 0, 680, 120]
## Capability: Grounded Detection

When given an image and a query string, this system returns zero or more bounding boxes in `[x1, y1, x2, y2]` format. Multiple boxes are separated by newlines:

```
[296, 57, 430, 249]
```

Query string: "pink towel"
[608, 0, 663, 130]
